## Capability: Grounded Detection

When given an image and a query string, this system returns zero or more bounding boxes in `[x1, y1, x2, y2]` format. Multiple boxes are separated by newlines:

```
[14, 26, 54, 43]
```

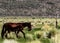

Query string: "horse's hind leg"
[5, 31, 8, 38]
[5, 31, 10, 38]
[1, 30, 5, 39]
[21, 31, 25, 39]
[2, 30, 6, 38]
[1, 28, 6, 39]
[1, 30, 4, 38]
[5, 32, 7, 38]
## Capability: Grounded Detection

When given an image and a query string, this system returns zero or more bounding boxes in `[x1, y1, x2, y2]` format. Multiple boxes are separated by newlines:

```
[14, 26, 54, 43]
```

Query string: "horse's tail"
[1, 24, 5, 38]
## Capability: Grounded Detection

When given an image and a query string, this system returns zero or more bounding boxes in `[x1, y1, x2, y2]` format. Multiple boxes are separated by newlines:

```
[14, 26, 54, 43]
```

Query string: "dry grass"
[0, 17, 59, 43]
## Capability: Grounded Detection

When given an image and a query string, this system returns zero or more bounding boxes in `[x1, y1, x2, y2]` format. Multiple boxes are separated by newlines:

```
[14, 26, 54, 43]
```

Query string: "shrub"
[26, 34, 33, 41]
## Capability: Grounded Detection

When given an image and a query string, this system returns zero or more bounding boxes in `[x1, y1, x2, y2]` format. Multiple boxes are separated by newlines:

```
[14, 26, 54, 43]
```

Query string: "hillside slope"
[0, 0, 60, 17]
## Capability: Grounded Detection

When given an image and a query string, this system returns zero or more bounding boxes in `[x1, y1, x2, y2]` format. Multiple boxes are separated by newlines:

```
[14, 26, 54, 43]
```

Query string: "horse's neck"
[23, 25, 27, 27]
[23, 24, 27, 28]
[22, 23, 30, 28]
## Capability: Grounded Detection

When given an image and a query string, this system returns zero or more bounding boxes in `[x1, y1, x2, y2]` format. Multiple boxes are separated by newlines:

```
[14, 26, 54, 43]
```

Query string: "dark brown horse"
[1, 22, 32, 39]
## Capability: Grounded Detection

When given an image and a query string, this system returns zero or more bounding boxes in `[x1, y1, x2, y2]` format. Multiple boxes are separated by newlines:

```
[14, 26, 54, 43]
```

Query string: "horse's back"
[3, 22, 31, 28]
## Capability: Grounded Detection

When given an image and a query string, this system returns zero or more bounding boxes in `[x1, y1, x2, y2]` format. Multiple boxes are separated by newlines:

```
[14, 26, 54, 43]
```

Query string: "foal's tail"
[1, 24, 5, 38]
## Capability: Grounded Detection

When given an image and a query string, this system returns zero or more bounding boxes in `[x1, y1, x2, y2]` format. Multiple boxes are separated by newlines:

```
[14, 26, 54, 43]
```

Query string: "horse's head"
[27, 22, 32, 31]
[23, 22, 32, 31]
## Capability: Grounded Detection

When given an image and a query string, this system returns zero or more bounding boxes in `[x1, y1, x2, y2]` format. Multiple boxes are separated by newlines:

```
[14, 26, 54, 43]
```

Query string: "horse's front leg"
[20, 30, 25, 39]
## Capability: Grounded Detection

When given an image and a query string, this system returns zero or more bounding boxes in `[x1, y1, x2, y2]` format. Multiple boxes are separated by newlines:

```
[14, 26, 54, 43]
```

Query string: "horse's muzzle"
[28, 29, 31, 31]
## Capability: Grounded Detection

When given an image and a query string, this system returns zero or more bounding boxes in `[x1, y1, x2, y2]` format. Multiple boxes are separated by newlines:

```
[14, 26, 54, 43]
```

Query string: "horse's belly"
[8, 26, 18, 31]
